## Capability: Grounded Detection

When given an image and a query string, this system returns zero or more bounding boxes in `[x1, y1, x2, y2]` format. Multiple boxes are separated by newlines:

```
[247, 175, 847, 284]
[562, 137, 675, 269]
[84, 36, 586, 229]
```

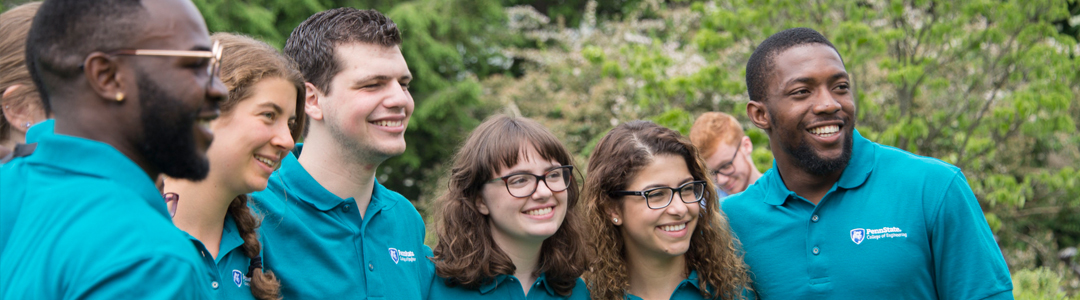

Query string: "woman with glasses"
[582, 120, 753, 300]
[162, 32, 304, 300]
[429, 115, 589, 299]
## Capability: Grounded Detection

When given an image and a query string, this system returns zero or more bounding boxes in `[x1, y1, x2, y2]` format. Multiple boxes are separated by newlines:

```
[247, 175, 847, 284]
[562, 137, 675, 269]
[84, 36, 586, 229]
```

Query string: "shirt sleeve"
[70, 254, 210, 300]
[931, 172, 1014, 299]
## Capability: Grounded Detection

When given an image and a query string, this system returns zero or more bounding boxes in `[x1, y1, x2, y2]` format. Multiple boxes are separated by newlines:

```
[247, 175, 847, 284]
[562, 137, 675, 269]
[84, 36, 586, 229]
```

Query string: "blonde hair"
[0, 2, 44, 142]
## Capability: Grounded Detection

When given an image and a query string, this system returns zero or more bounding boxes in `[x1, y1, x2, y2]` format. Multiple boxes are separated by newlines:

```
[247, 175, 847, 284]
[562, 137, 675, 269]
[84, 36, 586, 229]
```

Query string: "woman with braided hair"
[162, 32, 305, 300]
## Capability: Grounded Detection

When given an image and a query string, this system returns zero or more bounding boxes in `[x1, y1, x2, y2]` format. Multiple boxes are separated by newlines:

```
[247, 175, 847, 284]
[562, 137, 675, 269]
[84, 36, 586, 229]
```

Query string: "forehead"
[135, 0, 211, 49]
[769, 44, 846, 87]
[706, 141, 739, 162]
[332, 42, 410, 81]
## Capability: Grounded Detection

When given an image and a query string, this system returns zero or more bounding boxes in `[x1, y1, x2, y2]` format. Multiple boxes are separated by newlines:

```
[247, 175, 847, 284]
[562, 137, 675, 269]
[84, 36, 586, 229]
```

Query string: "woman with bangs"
[582, 120, 753, 300]
[429, 115, 590, 299]
[162, 32, 305, 300]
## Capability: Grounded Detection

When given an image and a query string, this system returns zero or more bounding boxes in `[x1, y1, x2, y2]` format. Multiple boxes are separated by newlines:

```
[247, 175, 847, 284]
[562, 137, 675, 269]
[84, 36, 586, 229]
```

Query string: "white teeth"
[199, 120, 212, 133]
[809, 125, 840, 136]
[525, 207, 552, 216]
[255, 156, 276, 168]
[373, 120, 402, 127]
[660, 223, 687, 232]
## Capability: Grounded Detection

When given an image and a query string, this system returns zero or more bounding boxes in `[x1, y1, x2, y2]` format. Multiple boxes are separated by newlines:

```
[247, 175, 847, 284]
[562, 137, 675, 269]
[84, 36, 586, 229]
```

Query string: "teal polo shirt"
[625, 270, 750, 300]
[722, 130, 1012, 299]
[184, 215, 260, 300]
[25, 119, 54, 143]
[0, 132, 212, 299]
[250, 145, 434, 299]
[429, 273, 589, 299]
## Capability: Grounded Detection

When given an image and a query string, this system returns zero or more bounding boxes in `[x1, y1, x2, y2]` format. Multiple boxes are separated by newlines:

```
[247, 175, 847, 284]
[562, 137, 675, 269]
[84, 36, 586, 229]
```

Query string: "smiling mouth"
[372, 120, 402, 127]
[659, 223, 687, 232]
[808, 124, 840, 137]
[255, 155, 278, 169]
[524, 207, 553, 216]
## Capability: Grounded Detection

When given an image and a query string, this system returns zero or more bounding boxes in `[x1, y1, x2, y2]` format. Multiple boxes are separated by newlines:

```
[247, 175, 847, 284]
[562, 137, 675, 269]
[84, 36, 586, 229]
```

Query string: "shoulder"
[721, 176, 769, 214]
[872, 142, 961, 178]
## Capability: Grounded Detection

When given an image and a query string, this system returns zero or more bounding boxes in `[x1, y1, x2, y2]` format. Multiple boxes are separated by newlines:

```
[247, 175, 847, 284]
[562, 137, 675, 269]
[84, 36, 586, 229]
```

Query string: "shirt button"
[343, 204, 351, 212]
[211, 281, 219, 289]
[811, 215, 819, 222]
[812, 247, 820, 255]
[368, 263, 374, 271]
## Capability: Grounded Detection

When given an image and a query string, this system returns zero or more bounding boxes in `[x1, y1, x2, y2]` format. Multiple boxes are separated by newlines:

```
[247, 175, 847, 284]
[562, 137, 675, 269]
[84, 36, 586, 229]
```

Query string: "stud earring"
[612, 217, 619, 223]
[115, 92, 124, 102]
[26, 122, 31, 128]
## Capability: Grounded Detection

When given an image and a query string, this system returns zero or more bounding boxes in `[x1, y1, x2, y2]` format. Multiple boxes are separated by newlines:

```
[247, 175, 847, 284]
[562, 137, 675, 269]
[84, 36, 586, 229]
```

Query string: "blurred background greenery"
[3, 0, 1078, 298]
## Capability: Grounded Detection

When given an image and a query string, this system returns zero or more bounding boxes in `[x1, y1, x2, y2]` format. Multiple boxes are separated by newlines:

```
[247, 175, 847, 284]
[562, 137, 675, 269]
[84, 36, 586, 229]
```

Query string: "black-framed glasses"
[612, 180, 707, 209]
[163, 192, 179, 218]
[106, 40, 223, 92]
[710, 146, 740, 177]
[487, 165, 574, 198]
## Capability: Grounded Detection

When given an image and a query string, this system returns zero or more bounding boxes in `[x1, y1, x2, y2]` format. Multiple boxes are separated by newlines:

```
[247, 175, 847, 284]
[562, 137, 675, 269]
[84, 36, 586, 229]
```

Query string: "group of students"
[0, 0, 1017, 299]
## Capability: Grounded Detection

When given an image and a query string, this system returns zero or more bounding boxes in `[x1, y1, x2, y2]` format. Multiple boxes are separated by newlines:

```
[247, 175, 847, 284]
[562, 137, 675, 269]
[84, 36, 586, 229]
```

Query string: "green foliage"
[1013, 268, 1077, 300]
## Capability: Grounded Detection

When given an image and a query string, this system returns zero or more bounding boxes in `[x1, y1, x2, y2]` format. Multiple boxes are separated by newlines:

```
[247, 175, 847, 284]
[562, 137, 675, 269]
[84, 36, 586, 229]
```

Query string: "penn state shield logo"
[389, 248, 400, 264]
[232, 270, 243, 287]
[850, 228, 866, 245]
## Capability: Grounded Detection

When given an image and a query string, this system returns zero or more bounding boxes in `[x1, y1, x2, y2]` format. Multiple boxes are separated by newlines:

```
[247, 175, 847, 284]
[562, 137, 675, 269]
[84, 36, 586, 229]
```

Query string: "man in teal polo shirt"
[250, 8, 432, 299]
[722, 28, 1013, 299]
[0, 0, 225, 298]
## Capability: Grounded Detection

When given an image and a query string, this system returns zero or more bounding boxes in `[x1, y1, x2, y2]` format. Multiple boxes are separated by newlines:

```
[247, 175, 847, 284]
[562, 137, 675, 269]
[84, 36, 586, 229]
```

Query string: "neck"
[297, 131, 381, 217]
[491, 232, 544, 295]
[771, 143, 842, 205]
[163, 176, 233, 258]
[625, 248, 687, 300]
[1, 130, 25, 149]
[53, 104, 159, 180]
[749, 167, 763, 184]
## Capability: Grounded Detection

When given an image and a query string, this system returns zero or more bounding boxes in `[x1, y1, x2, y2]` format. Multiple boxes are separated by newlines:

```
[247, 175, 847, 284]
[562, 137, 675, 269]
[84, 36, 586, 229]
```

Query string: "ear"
[303, 82, 324, 121]
[747, 101, 771, 131]
[475, 197, 490, 216]
[607, 205, 622, 226]
[82, 53, 125, 103]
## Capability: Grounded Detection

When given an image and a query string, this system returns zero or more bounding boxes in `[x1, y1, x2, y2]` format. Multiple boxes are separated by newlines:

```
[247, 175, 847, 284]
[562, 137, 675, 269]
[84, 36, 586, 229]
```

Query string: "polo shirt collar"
[681, 269, 703, 292]
[277, 144, 395, 212]
[25, 119, 54, 143]
[30, 132, 165, 216]
[760, 128, 875, 206]
[478, 273, 558, 296]
[217, 214, 245, 263]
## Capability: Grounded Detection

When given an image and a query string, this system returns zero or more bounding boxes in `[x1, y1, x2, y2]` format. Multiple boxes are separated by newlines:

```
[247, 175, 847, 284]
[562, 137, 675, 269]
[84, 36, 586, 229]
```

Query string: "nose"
[811, 87, 841, 115]
[272, 119, 295, 154]
[714, 173, 731, 185]
[666, 193, 689, 216]
[382, 80, 412, 111]
[205, 77, 227, 109]
[532, 179, 554, 200]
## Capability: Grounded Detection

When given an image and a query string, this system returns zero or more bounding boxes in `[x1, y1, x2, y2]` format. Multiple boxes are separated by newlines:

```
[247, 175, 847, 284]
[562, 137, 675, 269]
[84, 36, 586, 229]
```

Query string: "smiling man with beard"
[0, 0, 224, 298]
[720, 28, 1013, 299]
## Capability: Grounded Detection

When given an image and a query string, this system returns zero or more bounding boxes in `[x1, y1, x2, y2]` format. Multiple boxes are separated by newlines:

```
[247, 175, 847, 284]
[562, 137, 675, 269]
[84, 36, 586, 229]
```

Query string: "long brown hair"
[212, 32, 306, 300]
[0, 2, 43, 142]
[432, 115, 587, 296]
[582, 120, 752, 300]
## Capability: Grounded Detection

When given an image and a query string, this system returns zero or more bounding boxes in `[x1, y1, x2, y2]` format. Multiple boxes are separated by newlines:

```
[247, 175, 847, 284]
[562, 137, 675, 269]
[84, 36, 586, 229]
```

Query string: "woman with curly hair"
[582, 120, 753, 300]
[430, 115, 589, 299]
[162, 32, 305, 300]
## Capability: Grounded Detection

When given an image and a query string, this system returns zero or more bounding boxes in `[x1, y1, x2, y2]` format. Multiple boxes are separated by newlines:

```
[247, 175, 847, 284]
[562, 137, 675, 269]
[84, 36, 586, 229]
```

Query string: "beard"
[136, 74, 210, 180]
[772, 113, 853, 176]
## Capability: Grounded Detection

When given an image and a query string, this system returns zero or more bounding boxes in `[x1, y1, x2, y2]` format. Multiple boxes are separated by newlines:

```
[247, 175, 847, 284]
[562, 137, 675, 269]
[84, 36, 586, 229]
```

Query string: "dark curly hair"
[745, 27, 841, 102]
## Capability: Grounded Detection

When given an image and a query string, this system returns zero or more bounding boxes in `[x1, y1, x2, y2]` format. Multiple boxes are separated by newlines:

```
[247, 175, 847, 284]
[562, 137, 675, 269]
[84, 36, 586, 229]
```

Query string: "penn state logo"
[389, 248, 400, 264]
[850, 228, 866, 245]
[232, 270, 243, 287]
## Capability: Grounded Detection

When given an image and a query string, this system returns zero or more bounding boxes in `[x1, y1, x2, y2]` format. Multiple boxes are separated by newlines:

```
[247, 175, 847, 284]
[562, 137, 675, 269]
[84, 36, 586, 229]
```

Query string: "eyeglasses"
[163, 192, 179, 218]
[106, 40, 223, 92]
[709, 146, 740, 177]
[488, 165, 574, 198]
[612, 181, 707, 209]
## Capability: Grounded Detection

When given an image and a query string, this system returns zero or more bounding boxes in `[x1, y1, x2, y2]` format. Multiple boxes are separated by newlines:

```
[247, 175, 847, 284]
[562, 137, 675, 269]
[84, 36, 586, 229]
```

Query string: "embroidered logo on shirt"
[232, 270, 243, 287]
[851, 227, 908, 245]
[850, 228, 866, 244]
[388, 247, 417, 264]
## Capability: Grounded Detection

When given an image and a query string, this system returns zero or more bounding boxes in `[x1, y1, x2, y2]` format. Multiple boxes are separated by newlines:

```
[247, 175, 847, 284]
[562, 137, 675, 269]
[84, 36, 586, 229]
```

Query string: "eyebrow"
[256, 102, 283, 114]
[782, 72, 849, 90]
[352, 74, 413, 85]
[640, 177, 694, 190]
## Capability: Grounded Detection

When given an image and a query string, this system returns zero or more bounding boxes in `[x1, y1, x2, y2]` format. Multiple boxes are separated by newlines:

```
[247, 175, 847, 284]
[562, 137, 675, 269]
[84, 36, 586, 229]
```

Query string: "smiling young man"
[721, 28, 1013, 299]
[249, 8, 432, 299]
[689, 112, 762, 199]
[0, 0, 224, 298]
